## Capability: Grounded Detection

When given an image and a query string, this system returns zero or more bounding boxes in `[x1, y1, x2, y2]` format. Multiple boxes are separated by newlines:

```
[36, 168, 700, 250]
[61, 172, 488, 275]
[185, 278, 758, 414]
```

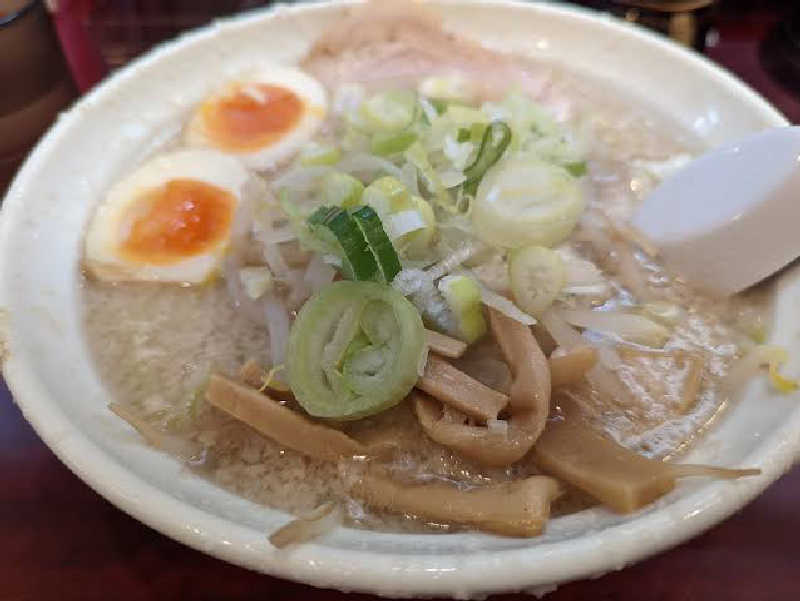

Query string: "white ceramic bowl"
[1, 1, 798, 597]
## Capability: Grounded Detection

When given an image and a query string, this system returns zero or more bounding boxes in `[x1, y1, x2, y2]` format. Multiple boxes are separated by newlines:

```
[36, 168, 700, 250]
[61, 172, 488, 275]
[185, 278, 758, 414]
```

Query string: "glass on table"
[0, 0, 77, 193]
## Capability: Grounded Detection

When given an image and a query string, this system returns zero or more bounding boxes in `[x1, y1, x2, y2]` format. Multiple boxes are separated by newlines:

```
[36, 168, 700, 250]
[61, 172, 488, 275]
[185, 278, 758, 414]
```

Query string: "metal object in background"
[594, 1, 718, 50]
[0, 0, 77, 191]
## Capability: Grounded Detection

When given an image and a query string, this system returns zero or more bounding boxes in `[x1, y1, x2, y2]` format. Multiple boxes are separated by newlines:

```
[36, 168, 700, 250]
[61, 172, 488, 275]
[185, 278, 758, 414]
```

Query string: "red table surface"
[2, 2, 799, 600]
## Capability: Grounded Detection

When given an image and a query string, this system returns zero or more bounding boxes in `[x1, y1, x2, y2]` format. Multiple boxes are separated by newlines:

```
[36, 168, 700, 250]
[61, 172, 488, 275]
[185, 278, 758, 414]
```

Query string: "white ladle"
[632, 126, 800, 297]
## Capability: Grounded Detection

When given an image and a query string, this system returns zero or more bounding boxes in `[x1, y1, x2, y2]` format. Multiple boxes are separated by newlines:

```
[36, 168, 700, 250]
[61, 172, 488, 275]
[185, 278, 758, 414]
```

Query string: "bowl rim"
[1, 0, 797, 597]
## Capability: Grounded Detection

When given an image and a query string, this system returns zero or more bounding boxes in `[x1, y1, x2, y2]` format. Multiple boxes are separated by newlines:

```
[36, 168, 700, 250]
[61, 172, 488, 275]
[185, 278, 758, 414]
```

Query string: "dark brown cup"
[1, 0, 77, 192]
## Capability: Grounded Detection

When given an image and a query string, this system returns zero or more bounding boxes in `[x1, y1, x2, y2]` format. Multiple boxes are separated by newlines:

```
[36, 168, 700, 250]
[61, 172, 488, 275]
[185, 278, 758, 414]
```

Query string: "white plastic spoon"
[632, 126, 800, 297]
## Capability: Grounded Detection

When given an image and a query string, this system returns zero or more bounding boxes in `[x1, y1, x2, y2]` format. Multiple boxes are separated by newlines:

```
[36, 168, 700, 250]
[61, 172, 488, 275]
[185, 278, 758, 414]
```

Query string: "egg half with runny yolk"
[84, 149, 255, 284]
[185, 65, 327, 170]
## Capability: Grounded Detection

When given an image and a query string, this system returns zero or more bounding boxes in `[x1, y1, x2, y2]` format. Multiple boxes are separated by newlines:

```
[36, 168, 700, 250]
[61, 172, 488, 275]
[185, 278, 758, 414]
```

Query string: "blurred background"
[1, 0, 799, 192]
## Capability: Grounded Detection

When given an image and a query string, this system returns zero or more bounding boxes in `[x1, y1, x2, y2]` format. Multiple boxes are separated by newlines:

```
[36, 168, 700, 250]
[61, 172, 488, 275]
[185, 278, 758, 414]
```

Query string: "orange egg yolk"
[120, 179, 234, 265]
[201, 83, 304, 151]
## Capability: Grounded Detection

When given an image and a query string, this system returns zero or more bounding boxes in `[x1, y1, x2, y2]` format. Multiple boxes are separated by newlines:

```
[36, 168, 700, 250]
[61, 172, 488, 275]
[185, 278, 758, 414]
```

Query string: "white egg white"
[84, 149, 254, 284]
[185, 64, 327, 170]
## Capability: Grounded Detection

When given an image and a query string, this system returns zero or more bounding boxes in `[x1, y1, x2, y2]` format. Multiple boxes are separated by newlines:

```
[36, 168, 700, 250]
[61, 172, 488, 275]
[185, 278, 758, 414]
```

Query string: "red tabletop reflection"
[1, 2, 798, 600]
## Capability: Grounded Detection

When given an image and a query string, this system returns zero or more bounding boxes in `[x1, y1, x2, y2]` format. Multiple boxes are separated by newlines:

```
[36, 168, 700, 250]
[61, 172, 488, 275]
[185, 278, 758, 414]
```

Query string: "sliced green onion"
[307, 205, 401, 284]
[287, 281, 425, 420]
[565, 161, 588, 177]
[457, 123, 487, 145]
[370, 130, 418, 156]
[463, 121, 512, 196]
[300, 142, 341, 166]
[308, 206, 379, 282]
[352, 206, 402, 283]
[418, 75, 474, 103]
[429, 98, 449, 115]
[341, 125, 370, 152]
[360, 89, 418, 132]
[483, 91, 560, 152]
[470, 158, 585, 249]
[383, 209, 426, 239]
[445, 104, 490, 127]
[397, 196, 436, 258]
[469, 122, 488, 145]
[279, 189, 339, 256]
[405, 141, 456, 212]
[362, 177, 437, 258]
[320, 171, 364, 208]
[438, 274, 487, 343]
[363, 176, 412, 214]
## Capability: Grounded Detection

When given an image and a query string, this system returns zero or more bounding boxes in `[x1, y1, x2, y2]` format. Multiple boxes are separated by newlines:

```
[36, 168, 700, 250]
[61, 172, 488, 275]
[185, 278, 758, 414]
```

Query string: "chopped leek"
[438, 274, 487, 343]
[442, 135, 475, 170]
[463, 121, 512, 196]
[405, 141, 455, 211]
[371, 130, 418, 156]
[320, 171, 364, 208]
[287, 281, 425, 420]
[468, 122, 487, 145]
[340, 125, 370, 153]
[428, 98, 449, 115]
[300, 142, 341, 167]
[565, 161, 587, 177]
[363, 177, 437, 257]
[419, 75, 475, 103]
[308, 206, 379, 282]
[363, 176, 412, 213]
[399, 196, 436, 257]
[360, 89, 418, 132]
[482, 91, 560, 150]
[509, 246, 565, 317]
[445, 104, 490, 127]
[351, 206, 402, 283]
[471, 158, 585, 249]
[279, 189, 339, 256]
[307, 205, 401, 284]
[456, 124, 486, 145]
[383, 209, 426, 240]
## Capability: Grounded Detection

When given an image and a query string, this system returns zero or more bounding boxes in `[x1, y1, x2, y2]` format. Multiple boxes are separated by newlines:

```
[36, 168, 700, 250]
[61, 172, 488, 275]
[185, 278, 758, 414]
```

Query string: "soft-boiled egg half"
[185, 65, 327, 170]
[85, 149, 254, 284]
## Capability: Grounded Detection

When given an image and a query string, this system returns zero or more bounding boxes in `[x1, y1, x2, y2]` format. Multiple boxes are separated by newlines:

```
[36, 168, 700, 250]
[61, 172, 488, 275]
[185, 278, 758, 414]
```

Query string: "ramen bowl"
[1, 1, 798, 597]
